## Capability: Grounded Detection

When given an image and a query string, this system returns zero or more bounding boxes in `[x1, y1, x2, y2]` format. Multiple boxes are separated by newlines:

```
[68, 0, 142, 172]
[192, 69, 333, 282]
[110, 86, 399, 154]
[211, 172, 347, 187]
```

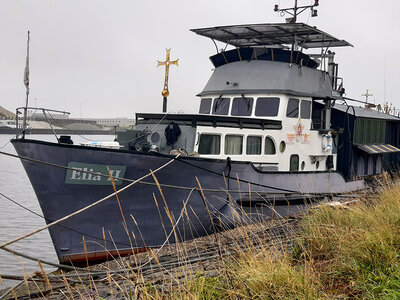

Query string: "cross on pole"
[157, 49, 179, 113]
[361, 89, 373, 104]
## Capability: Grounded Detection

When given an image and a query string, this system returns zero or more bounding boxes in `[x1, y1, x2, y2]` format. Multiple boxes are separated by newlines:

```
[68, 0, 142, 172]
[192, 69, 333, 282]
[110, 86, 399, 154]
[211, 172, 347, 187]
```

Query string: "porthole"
[316, 161, 320, 169]
[301, 161, 305, 171]
[279, 141, 286, 153]
[151, 132, 160, 143]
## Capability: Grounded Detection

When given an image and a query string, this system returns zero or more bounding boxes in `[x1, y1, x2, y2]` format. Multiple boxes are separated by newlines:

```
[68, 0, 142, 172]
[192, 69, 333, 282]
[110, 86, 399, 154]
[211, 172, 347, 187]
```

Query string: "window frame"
[246, 135, 262, 155]
[255, 97, 280, 117]
[300, 100, 311, 119]
[231, 97, 254, 116]
[264, 136, 277, 155]
[286, 98, 299, 118]
[212, 97, 231, 115]
[199, 98, 212, 114]
[224, 134, 244, 155]
[290, 154, 300, 172]
[198, 133, 221, 155]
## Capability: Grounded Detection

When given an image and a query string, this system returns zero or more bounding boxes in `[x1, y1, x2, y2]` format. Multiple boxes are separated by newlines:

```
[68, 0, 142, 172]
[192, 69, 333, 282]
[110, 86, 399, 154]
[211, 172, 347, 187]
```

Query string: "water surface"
[0, 134, 114, 289]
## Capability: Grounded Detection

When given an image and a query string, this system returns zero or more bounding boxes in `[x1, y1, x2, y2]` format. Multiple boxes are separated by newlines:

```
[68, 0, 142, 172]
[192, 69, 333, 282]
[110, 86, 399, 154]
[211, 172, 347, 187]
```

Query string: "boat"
[11, 1, 400, 264]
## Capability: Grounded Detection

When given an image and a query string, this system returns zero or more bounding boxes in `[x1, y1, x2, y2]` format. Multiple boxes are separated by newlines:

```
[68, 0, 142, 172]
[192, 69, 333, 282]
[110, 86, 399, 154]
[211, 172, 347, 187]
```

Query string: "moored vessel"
[10, 1, 400, 264]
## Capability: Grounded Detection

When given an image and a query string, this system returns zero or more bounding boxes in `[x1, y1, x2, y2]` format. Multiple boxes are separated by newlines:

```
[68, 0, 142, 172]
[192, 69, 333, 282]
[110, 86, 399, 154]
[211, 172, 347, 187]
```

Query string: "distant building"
[88, 118, 135, 128]
[0, 107, 134, 130]
[0, 106, 16, 120]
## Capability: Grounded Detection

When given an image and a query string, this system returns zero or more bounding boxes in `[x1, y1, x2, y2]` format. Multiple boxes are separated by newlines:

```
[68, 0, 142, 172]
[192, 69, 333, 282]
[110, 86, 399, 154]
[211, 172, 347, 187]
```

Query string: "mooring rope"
[0, 192, 132, 248]
[0, 246, 85, 272]
[0, 219, 296, 295]
[0, 154, 179, 250]
[0, 148, 333, 195]
[0, 186, 197, 282]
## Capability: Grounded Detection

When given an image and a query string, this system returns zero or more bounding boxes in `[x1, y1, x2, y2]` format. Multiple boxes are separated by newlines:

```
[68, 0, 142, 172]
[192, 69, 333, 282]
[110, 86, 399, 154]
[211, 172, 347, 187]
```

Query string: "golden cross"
[157, 48, 179, 98]
[361, 89, 373, 103]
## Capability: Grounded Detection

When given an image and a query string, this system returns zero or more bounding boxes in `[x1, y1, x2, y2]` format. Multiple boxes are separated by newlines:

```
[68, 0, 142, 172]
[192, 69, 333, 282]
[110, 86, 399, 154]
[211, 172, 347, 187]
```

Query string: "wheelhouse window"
[225, 135, 243, 155]
[199, 98, 212, 114]
[246, 136, 261, 155]
[212, 98, 230, 115]
[290, 154, 299, 172]
[286, 98, 299, 118]
[255, 97, 280, 117]
[231, 97, 253, 116]
[300, 100, 311, 119]
[264, 137, 276, 155]
[198, 134, 221, 154]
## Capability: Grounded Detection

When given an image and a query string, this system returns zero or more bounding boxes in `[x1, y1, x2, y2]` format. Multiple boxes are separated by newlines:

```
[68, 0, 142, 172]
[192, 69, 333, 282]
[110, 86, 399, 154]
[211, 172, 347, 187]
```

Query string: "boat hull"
[12, 139, 365, 263]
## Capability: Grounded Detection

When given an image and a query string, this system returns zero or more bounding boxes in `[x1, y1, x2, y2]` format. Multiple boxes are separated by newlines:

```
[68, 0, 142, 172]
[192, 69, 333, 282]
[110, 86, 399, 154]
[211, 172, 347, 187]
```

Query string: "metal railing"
[15, 106, 70, 140]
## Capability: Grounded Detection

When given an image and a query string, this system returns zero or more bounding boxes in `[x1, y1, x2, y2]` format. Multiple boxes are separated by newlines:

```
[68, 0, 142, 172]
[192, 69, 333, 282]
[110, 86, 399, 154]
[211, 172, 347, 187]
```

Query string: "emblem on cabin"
[65, 162, 127, 185]
[286, 119, 310, 144]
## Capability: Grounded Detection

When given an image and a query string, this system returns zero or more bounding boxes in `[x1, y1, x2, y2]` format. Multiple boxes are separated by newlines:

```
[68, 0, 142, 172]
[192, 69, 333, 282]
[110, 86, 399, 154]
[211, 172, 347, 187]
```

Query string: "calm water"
[0, 134, 114, 289]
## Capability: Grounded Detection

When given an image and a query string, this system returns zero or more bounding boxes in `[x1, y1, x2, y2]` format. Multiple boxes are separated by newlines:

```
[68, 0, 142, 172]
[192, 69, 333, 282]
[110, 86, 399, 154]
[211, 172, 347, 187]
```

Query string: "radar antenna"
[274, 0, 319, 23]
[157, 48, 179, 113]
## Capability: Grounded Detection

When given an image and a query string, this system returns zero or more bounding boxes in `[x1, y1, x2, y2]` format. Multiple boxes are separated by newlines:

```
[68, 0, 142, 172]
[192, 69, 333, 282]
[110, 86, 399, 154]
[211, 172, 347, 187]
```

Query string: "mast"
[22, 31, 30, 138]
[274, 0, 319, 23]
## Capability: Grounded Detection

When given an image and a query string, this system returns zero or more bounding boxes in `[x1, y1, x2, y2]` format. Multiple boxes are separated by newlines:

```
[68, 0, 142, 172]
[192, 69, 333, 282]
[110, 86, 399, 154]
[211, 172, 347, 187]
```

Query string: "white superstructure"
[194, 93, 334, 172]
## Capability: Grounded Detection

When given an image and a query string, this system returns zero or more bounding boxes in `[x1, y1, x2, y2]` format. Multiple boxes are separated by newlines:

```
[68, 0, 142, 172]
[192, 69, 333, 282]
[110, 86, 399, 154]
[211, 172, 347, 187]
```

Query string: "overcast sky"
[0, 0, 399, 118]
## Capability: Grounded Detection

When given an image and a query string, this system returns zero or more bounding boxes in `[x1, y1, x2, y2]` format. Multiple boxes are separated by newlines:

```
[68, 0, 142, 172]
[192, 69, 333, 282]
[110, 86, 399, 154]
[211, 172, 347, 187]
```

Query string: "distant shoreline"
[0, 127, 115, 135]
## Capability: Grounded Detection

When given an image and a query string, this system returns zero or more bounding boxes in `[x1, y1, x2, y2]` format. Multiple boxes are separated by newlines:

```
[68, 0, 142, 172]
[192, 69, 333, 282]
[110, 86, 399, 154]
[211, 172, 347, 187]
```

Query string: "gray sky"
[0, 0, 399, 118]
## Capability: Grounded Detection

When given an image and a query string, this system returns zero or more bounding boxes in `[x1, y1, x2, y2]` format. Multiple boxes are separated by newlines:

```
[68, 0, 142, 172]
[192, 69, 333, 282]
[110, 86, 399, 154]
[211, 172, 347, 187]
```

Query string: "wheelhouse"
[117, 22, 355, 173]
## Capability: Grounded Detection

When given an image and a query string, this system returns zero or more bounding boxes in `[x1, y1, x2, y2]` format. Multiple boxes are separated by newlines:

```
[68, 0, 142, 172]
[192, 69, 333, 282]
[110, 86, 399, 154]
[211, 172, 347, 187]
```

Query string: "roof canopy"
[357, 144, 400, 155]
[191, 23, 353, 49]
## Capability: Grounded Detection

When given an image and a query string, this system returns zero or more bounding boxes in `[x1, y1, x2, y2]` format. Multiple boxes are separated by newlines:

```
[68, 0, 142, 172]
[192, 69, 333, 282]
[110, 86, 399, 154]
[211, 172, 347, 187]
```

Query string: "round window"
[279, 141, 286, 153]
[151, 132, 160, 143]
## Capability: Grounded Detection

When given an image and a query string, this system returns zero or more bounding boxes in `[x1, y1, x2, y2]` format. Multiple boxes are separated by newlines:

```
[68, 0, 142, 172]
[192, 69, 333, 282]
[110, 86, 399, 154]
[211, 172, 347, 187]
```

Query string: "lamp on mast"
[274, 0, 319, 23]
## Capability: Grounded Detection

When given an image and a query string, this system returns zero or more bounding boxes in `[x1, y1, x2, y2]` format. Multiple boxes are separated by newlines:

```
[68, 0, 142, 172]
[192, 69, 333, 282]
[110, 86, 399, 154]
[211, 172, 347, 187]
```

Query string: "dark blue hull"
[12, 139, 365, 263]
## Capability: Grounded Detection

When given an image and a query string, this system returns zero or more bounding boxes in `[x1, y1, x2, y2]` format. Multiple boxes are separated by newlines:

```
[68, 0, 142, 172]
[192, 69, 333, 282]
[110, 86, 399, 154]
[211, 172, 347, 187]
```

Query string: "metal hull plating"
[12, 139, 365, 263]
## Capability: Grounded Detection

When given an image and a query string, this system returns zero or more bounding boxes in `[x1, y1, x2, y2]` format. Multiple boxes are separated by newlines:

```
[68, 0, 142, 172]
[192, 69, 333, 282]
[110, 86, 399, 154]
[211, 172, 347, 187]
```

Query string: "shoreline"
[0, 128, 115, 135]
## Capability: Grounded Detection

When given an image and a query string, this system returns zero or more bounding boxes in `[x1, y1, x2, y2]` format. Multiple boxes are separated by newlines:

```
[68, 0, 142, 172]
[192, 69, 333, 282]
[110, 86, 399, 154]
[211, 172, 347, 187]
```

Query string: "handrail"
[15, 107, 70, 138]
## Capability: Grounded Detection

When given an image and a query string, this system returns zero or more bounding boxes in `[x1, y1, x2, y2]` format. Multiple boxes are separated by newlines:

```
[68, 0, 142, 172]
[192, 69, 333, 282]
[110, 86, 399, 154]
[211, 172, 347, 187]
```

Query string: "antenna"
[274, 0, 319, 23]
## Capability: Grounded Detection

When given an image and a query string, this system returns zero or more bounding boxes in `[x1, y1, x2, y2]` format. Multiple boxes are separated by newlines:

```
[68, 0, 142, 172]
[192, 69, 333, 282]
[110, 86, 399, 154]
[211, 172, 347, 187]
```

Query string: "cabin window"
[246, 136, 262, 155]
[231, 97, 254, 116]
[255, 97, 280, 117]
[265, 137, 276, 155]
[212, 98, 230, 115]
[300, 100, 311, 119]
[290, 154, 299, 172]
[199, 98, 212, 114]
[198, 134, 221, 154]
[286, 98, 299, 118]
[225, 135, 243, 155]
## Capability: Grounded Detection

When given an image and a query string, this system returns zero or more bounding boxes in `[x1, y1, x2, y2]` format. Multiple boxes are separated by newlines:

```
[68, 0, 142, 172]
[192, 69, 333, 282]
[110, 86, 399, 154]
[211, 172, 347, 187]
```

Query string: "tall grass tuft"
[157, 180, 400, 299]
[294, 182, 400, 298]
[8, 178, 400, 299]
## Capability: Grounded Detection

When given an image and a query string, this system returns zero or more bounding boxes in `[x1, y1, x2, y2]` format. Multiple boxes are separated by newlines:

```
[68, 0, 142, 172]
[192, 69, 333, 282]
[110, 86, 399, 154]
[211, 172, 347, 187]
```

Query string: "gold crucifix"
[361, 89, 373, 103]
[157, 48, 179, 98]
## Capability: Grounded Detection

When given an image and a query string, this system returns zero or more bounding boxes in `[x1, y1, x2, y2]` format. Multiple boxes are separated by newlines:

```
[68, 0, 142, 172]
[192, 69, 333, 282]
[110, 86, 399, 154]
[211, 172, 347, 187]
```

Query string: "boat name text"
[65, 162, 127, 185]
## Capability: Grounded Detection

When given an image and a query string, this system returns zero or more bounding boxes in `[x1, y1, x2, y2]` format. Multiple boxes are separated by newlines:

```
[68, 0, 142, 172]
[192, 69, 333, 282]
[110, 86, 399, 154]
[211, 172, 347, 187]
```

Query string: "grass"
[294, 180, 400, 298]
[157, 178, 400, 299]
[5, 177, 400, 299]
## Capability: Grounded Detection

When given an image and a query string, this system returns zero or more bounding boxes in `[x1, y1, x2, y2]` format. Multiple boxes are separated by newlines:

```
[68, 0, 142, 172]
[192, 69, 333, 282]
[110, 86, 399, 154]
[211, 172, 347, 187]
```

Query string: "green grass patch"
[295, 183, 400, 298]
[168, 182, 400, 299]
